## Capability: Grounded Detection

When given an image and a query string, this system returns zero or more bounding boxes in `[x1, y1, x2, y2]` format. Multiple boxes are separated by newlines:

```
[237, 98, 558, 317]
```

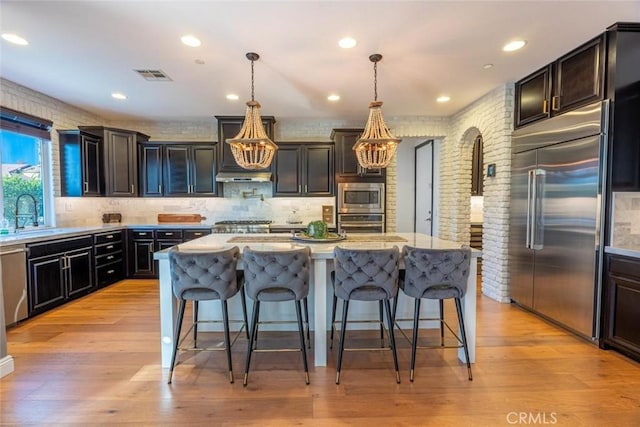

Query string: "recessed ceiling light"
[503, 40, 526, 52]
[437, 96, 451, 103]
[2, 33, 28, 45]
[327, 94, 340, 102]
[111, 92, 127, 100]
[482, 63, 494, 69]
[338, 37, 357, 49]
[226, 94, 239, 101]
[181, 35, 201, 47]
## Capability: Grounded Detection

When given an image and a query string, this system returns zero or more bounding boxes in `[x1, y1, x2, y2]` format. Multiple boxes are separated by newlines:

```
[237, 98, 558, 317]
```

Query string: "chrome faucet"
[14, 193, 39, 230]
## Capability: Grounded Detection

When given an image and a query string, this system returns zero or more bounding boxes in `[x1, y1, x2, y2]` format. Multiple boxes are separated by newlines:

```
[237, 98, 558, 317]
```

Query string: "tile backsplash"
[611, 192, 640, 248]
[55, 188, 335, 227]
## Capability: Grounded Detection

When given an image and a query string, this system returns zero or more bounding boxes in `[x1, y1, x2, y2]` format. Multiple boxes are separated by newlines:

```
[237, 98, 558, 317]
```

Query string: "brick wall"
[445, 84, 514, 302]
[2, 77, 515, 302]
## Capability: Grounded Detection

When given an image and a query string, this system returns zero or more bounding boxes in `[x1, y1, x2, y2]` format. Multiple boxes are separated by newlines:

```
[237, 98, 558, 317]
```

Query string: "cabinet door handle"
[551, 96, 560, 111]
[305, 185, 308, 193]
[542, 99, 549, 114]
[298, 185, 301, 193]
[106, 245, 114, 249]
[107, 269, 115, 274]
[131, 184, 135, 194]
[158, 184, 162, 193]
[84, 182, 89, 193]
[107, 255, 114, 260]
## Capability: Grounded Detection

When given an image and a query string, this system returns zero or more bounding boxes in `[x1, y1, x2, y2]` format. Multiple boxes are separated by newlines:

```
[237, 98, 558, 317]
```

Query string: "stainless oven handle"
[339, 223, 383, 227]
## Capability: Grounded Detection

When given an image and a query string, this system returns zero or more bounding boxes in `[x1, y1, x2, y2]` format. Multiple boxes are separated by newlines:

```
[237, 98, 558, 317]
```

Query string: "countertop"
[0, 223, 212, 246]
[605, 246, 640, 259]
[154, 232, 483, 260]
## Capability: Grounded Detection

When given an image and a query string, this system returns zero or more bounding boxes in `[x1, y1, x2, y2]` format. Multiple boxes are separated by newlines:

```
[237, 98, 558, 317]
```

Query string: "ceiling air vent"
[133, 69, 172, 81]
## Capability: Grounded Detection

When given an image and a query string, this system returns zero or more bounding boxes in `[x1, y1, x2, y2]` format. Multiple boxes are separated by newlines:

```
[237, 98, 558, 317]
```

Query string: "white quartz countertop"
[605, 246, 640, 259]
[153, 232, 482, 260]
[0, 223, 212, 246]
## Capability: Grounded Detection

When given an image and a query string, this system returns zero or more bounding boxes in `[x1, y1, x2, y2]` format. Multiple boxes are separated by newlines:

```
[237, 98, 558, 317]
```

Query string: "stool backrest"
[168, 246, 240, 300]
[401, 246, 471, 299]
[333, 246, 400, 300]
[242, 247, 311, 301]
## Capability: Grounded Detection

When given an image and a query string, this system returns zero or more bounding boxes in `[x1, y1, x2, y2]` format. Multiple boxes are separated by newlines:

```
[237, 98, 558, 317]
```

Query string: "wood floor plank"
[2, 278, 639, 425]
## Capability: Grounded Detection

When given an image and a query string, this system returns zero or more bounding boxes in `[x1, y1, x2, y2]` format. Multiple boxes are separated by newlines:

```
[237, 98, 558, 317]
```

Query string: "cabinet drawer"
[157, 229, 183, 240]
[609, 256, 640, 281]
[94, 230, 123, 245]
[28, 235, 94, 259]
[183, 229, 211, 241]
[131, 230, 155, 240]
[96, 261, 124, 287]
[95, 241, 123, 256]
[96, 250, 122, 267]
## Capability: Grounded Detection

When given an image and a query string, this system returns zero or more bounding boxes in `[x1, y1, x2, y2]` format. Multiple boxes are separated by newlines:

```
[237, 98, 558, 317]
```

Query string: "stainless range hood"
[215, 172, 272, 183]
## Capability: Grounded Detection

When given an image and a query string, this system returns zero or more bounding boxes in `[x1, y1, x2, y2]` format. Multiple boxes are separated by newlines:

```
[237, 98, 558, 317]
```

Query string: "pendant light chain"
[373, 61, 378, 102]
[250, 57, 255, 102]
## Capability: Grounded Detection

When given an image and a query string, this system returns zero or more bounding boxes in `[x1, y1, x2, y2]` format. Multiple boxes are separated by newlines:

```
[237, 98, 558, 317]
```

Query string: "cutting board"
[157, 213, 206, 223]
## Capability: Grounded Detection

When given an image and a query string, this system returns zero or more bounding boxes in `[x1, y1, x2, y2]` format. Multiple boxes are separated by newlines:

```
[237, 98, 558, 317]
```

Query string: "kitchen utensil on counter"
[102, 213, 122, 223]
[157, 214, 206, 223]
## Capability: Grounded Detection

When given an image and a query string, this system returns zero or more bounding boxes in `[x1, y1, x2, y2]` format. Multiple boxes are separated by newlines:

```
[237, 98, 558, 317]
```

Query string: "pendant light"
[353, 54, 401, 169]
[227, 52, 278, 169]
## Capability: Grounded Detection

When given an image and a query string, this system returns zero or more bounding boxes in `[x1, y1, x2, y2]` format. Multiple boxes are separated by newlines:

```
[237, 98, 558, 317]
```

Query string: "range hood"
[215, 172, 272, 183]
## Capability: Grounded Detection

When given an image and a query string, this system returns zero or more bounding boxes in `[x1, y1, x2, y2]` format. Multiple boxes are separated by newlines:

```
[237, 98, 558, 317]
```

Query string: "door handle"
[551, 96, 560, 111]
[531, 169, 546, 250]
[84, 182, 89, 193]
[542, 99, 549, 114]
[131, 184, 135, 194]
[526, 170, 533, 249]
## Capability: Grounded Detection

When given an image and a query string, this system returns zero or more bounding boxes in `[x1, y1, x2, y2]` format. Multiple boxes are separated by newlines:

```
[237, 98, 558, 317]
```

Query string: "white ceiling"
[1, 1, 639, 122]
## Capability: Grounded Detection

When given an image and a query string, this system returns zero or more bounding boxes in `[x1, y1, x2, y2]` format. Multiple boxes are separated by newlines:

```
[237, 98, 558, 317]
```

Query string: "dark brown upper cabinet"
[471, 135, 483, 196]
[58, 130, 103, 197]
[79, 126, 149, 197]
[215, 115, 276, 173]
[272, 142, 334, 197]
[331, 128, 385, 181]
[514, 35, 605, 129]
[139, 142, 218, 197]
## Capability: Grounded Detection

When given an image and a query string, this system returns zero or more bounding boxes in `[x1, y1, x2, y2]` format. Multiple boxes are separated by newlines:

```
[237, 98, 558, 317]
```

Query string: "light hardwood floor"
[2, 279, 639, 426]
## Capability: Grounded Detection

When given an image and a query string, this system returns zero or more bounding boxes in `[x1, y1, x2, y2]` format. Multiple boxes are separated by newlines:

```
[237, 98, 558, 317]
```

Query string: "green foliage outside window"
[2, 174, 43, 227]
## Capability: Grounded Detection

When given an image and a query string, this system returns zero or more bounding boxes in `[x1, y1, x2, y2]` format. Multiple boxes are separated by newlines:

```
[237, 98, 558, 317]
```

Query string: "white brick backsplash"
[2, 77, 516, 303]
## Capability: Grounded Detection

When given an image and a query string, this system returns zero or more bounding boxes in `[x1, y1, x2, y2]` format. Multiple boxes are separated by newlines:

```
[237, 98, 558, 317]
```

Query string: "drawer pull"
[139, 232, 147, 236]
[107, 255, 114, 260]
[106, 245, 114, 249]
[106, 235, 114, 239]
[194, 232, 202, 236]
[107, 269, 115, 274]
[165, 232, 174, 236]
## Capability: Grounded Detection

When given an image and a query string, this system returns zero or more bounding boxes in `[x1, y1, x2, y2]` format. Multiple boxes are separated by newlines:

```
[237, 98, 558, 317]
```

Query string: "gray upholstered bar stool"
[398, 245, 472, 382]
[332, 246, 401, 384]
[242, 246, 311, 386]
[167, 246, 248, 384]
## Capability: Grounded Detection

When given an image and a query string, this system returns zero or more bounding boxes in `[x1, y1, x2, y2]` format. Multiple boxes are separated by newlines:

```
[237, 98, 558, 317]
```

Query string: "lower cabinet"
[128, 227, 212, 278]
[94, 230, 125, 288]
[603, 254, 640, 361]
[27, 235, 94, 317]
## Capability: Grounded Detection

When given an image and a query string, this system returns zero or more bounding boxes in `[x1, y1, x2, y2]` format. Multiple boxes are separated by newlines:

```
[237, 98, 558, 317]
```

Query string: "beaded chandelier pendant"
[353, 54, 401, 169]
[227, 52, 278, 170]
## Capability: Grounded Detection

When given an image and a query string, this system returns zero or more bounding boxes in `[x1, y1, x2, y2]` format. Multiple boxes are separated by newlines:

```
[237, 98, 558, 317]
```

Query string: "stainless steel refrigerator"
[509, 100, 608, 340]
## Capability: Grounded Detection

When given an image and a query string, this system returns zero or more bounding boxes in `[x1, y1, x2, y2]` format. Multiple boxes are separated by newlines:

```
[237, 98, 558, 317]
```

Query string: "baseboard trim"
[0, 355, 15, 379]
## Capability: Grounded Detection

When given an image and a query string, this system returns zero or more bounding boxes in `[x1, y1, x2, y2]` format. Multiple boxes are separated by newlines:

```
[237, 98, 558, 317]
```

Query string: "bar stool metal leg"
[243, 300, 261, 386]
[240, 287, 250, 339]
[329, 295, 338, 349]
[439, 299, 445, 347]
[410, 298, 421, 382]
[193, 300, 199, 348]
[221, 300, 234, 383]
[384, 299, 401, 384]
[168, 299, 187, 384]
[379, 300, 385, 348]
[303, 297, 311, 349]
[455, 298, 473, 381]
[296, 300, 310, 385]
[335, 300, 349, 384]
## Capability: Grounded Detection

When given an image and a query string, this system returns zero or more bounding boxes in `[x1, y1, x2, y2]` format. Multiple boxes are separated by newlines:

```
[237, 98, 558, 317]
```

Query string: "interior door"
[414, 141, 433, 235]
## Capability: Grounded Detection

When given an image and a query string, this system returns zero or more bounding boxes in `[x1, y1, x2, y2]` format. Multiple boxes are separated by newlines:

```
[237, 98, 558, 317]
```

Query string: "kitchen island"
[154, 232, 481, 367]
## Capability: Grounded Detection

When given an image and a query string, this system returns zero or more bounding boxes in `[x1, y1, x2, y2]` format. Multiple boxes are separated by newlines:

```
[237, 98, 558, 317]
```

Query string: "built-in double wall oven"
[337, 182, 385, 233]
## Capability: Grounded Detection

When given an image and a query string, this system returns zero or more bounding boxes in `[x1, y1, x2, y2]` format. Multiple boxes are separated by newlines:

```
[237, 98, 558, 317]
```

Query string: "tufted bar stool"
[398, 245, 472, 382]
[332, 246, 401, 384]
[242, 246, 312, 386]
[167, 246, 248, 384]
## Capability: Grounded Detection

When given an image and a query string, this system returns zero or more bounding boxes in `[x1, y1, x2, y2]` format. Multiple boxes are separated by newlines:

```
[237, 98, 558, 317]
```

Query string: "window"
[0, 107, 53, 230]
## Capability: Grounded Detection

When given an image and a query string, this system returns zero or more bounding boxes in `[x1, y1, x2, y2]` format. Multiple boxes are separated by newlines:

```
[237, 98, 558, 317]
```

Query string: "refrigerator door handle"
[526, 170, 534, 249]
[531, 168, 546, 250]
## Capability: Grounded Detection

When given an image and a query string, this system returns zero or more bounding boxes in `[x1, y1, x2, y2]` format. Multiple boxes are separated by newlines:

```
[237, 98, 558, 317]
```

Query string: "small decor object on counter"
[101, 213, 122, 223]
[306, 220, 328, 239]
